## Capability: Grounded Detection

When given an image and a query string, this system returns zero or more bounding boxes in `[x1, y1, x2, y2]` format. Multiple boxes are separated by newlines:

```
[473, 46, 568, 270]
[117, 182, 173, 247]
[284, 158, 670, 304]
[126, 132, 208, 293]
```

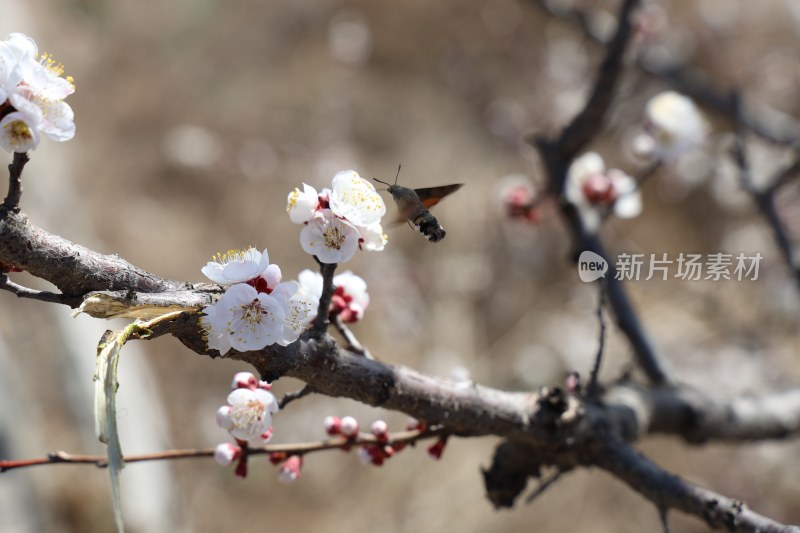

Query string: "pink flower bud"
[278, 456, 303, 483]
[340, 416, 359, 437]
[232, 372, 258, 390]
[324, 415, 342, 436]
[581, 173, 617, 205]
[215, 405, 233, 430]
[357, 446, 374, 465]
[406, 417, 426, 432]
[213, 443, 241, 466]
[371, 419, 389, 441]
[427, 437, 448, 460]
[269, 452, 287, 465]
[257, 380, 272, 391]
[565, 371, 581, 393]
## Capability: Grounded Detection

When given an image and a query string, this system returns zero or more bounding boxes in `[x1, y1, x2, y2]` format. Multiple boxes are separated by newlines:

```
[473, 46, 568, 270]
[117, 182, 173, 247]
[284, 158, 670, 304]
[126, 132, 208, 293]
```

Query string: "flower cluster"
[287, 170, 387, 263]
[636, 91, 708, 162]
[214, 372, 279, 477]
[0, 33, 75, 153]
[200, 247, 315, 354]
[565, 152, 642, 231]
[323, 415, 445, 467]
[297, 269, 370, 323]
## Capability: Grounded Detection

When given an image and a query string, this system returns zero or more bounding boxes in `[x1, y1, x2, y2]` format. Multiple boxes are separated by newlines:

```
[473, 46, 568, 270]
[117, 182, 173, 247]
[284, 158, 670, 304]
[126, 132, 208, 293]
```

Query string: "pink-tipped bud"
[427, 437, 448, 460]
[269, 452, 287, 465]
[232, 372, 258, 390]
[215, 405, 233, 430]
[213, 443, 241, 466]
[278, 456, 303, 483]
[382, 445, 396, 458]
[340, 416, 359, 438]
[565, 371, 581, 393]
[406, 417, 426, 432]
[358, 446, 374, 465]
[324, 415, 342, 436]
[581, 173, 617, 205]
[371, 419, 389, 441]
[257, 380, 272, 391]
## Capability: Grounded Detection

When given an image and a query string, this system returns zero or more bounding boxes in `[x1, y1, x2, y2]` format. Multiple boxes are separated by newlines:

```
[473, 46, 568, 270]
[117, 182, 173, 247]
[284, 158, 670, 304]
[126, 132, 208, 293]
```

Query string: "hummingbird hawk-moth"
[373, 169, 463, 243]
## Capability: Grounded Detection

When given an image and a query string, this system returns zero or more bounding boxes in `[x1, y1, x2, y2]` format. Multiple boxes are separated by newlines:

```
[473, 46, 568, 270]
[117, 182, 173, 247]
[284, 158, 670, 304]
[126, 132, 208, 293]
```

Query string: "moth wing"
[415, 184, 464, 209]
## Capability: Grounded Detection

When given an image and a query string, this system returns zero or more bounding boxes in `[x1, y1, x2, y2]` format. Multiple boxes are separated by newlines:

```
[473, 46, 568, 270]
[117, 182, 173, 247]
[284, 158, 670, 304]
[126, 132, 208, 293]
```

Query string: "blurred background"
[1, 0, 799, 531]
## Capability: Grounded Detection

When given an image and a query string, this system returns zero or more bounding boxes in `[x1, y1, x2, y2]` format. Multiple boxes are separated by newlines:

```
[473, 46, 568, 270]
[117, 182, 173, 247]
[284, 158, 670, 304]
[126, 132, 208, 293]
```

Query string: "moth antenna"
[372, 177, 391, 189]
[394, 164, 402, 185]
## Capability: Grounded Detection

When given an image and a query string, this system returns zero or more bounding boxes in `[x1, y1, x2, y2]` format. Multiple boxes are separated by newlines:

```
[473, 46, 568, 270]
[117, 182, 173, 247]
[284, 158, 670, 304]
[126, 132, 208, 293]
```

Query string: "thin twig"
[555, 0, 640, 163]
[767, 157, 800, 194]
[332, 314, 374, 359]
[586, 278, 608, 397]
[731, 91, 800, 288]
[530, 0, 800, 146]
[0, 273, 79, 306]
[2, 151, 29, 214]
[525, 470, 563, 504]
[279, 385, 316, 409]
[533, 0, 672, 385]
[659, 508, 670, 533]
[0, 427, 447, 473]
[313, 258, 337, 333]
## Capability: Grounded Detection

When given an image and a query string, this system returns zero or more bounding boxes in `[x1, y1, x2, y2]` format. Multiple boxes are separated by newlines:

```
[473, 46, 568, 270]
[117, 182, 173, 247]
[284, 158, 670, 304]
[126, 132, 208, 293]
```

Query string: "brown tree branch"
[592, 434, 800, 533]
[0, 273, 79, 306]
[534, 0, 672, 386]
[1, 208, 798, 527]
[0, 210, 187, 299]
[1, 151, 29, 214]
[731, 93, 800, 288]
[530, 0, 800, 146]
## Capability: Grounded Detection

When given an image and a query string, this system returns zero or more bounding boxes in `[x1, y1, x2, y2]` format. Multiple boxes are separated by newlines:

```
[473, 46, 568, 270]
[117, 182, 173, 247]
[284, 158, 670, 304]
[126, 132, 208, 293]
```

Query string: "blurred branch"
[0, 427, 446, 472]
[731, 92, 800, 287]
[332, 314, 374, 359]
[530, 0, 800, 146]
[767, 157, 800, 194]
[554, 0, 639, 163]
[524, 470, 563, 505]
[602, 384, 800, 443]
[586, 279, 608, 397]
[534, 0, 672, 386]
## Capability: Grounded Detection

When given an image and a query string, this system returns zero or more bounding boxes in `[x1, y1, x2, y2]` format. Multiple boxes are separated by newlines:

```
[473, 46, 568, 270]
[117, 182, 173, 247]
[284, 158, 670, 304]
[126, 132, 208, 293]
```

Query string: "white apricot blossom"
[216, 373, 279, 447]
[203, 283, 286, 354]
[201, 247, 271, 285]
[565, 152, 641, 231]
[0, 33, 76, 152]
[641, 91, 708, 161]
[328, 170, 386, 227]
[300, 210, 361, 263]
[288, 170, 387, 263]
[296, 268, 370, 323]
